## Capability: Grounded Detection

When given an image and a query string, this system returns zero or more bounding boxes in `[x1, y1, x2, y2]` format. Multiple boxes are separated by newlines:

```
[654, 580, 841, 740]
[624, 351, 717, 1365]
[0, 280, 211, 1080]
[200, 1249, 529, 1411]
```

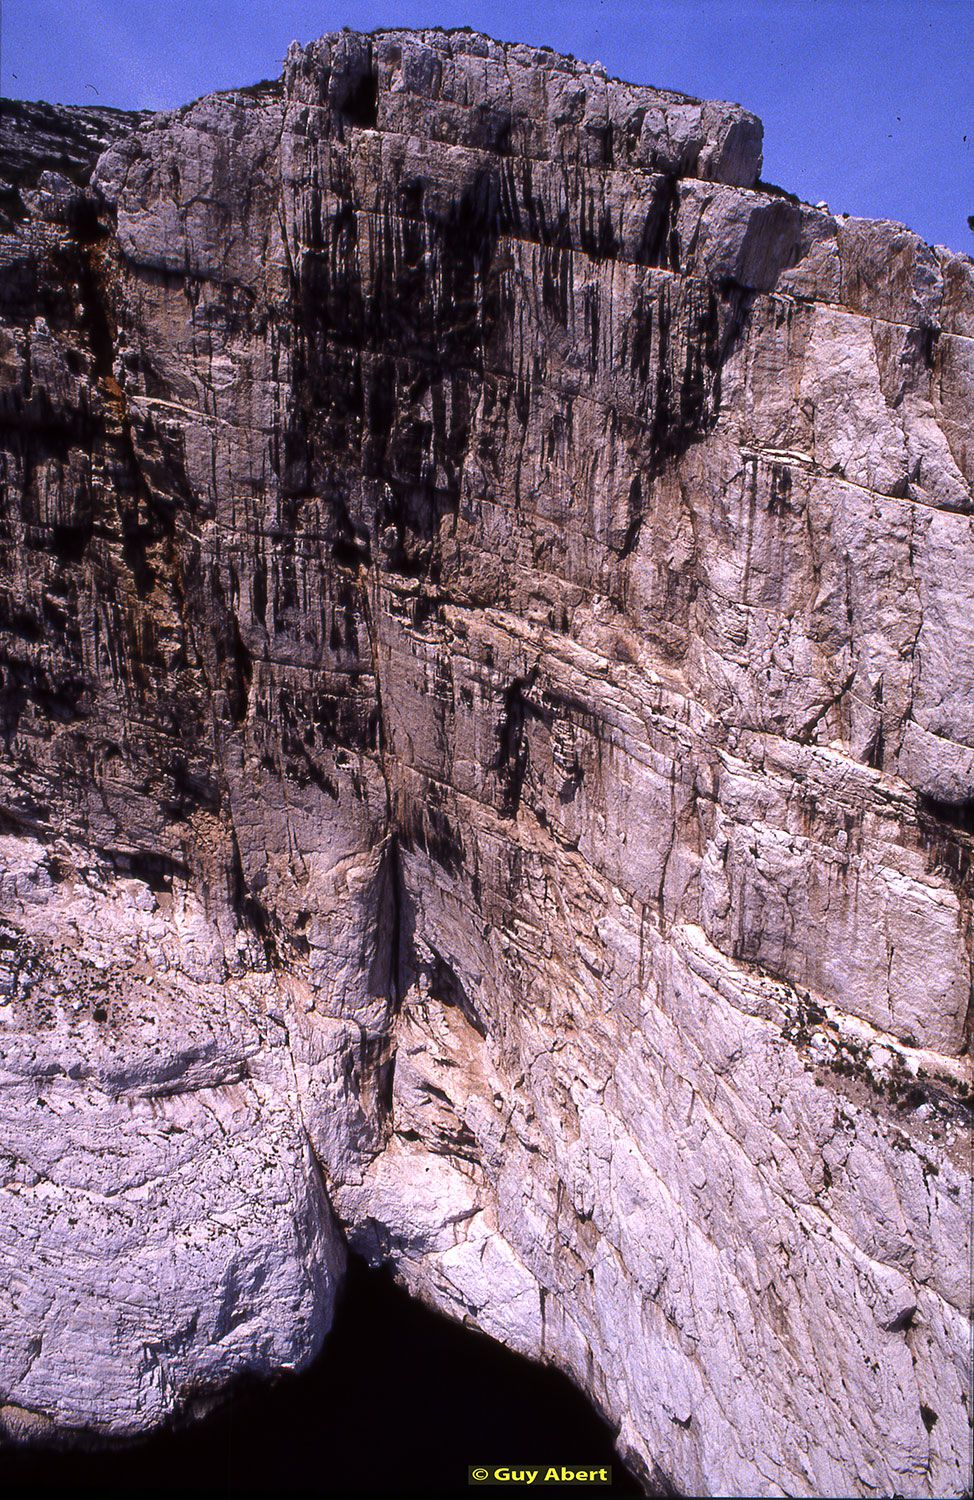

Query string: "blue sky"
[2, 0, 972, 251]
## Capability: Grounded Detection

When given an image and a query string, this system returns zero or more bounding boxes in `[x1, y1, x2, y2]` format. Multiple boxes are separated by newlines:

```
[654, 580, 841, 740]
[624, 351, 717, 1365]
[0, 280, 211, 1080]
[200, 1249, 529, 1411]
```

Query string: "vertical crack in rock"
[494, 662, 541, 817]
[1, 30, 972, 1499]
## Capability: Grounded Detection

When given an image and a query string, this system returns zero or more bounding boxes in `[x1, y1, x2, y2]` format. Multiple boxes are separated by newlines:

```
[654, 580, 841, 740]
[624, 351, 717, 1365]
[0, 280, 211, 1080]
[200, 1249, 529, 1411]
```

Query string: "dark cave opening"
[0, 1256, 644, 1497]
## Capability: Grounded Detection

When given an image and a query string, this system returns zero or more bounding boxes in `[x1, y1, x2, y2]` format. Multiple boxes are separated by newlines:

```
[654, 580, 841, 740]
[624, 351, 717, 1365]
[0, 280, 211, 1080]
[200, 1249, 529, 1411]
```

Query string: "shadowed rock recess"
[0, 29, 971, 1498]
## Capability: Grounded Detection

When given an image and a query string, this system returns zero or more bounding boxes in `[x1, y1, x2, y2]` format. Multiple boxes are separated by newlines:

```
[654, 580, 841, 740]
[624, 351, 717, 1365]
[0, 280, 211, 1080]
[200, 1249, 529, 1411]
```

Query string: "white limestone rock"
[0, 29, 971, 1499]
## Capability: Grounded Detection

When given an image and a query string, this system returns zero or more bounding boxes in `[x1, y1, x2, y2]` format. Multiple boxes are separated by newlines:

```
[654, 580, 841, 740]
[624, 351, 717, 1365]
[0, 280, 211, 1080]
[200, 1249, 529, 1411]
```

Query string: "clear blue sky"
[2, 0, 972, 251]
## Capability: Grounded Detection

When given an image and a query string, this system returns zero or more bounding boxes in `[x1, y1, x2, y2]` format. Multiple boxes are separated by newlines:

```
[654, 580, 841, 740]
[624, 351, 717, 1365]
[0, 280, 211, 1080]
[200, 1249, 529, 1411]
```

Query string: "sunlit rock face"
[0, 31, 971, 1496]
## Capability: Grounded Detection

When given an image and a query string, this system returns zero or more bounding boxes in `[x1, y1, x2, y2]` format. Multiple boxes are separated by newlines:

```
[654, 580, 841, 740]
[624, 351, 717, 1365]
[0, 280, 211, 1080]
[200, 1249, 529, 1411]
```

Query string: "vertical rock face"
[0, 31, 970, 1496]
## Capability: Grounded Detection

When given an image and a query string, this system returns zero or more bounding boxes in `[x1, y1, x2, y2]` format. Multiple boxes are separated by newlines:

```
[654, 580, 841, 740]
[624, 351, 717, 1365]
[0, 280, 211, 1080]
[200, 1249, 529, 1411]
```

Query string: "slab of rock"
[0, 30, 971, 1497]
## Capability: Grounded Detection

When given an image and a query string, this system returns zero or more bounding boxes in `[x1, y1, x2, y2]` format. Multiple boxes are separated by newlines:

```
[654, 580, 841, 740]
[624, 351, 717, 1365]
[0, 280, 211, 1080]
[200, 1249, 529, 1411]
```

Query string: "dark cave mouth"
[0, 1255, 645, 1496]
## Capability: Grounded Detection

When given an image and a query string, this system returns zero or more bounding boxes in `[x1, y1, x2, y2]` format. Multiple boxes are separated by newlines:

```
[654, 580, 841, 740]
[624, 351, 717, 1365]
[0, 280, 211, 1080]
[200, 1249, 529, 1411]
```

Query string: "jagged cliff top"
[0, 28, 760, 195]
[7, 27, 974, 258]
[286, 28, 763, 188]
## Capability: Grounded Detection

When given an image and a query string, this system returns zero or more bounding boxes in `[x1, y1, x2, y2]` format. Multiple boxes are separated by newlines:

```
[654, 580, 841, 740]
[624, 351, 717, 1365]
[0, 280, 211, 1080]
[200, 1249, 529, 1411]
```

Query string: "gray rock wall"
[0, 31, 970, 1497]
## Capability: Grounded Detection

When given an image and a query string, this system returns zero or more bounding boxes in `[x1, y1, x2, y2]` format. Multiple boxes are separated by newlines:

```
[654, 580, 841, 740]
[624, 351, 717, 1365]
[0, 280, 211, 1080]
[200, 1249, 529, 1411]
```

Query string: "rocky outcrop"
[0, 30, 971, 1497]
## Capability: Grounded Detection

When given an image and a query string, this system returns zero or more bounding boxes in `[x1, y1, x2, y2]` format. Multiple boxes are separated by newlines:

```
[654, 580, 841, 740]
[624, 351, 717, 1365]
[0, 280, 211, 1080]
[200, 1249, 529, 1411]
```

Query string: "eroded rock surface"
[0, 30, 971, 1497]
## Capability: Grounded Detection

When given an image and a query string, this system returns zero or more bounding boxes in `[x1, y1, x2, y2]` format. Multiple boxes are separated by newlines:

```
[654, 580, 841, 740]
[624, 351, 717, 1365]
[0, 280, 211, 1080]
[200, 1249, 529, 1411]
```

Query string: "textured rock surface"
[0, 30, 971, 1496]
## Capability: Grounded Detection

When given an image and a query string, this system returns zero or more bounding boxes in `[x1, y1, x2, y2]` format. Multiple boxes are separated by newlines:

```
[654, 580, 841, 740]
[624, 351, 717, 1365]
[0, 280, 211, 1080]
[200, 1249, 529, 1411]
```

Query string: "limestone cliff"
[0, 31, 971, 1498]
